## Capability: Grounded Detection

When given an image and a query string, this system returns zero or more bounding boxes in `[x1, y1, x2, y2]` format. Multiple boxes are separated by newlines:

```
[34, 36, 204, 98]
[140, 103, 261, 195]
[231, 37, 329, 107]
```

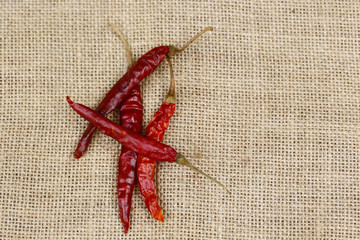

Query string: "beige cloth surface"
[1, 1, 360, 239]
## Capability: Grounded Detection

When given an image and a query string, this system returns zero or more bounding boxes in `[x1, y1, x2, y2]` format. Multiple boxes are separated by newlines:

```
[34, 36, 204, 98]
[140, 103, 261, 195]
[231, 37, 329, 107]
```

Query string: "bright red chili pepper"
[118, 85, 143, 233]
[137, 56, 175, 221]
[73, 27, 214, 159]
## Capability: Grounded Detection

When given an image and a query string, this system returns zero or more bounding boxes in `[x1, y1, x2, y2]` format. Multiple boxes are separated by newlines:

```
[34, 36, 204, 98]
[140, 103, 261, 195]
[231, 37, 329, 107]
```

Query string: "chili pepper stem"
[168, 26, 214, 57]
[110, 23, 134, 67]
[164, 55, 175, 103]
[175, 154, 231, 194]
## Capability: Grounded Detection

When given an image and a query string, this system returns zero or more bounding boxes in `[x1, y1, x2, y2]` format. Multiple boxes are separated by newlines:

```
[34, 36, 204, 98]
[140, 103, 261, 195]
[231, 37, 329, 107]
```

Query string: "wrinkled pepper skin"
[118, 85, 143, 233]
[74, 46, 170, 159]
[137, 102, 175, 222]
[67, 97, 178, 162]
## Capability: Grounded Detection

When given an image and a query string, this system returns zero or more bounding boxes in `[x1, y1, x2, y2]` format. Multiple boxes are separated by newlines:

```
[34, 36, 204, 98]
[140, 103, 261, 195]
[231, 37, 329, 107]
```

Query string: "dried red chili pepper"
[67, 96, 230, 195]
[118, 86, 142, 233]
[136, 56, 176, 222]
[111, 25, 142, 234]
[73, 46, 168, 159]
[68, 96, 178, 161]
[74, 27, 214, 159]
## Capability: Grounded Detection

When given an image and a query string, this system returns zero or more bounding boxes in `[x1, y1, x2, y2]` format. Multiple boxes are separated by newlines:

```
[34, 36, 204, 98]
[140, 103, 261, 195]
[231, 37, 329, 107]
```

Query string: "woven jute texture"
[2, 1, 360, 239]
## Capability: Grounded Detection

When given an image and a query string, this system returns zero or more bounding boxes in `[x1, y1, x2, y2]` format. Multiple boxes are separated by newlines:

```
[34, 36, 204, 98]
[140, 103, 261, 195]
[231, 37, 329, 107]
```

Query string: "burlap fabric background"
[2, 1, 360, 239]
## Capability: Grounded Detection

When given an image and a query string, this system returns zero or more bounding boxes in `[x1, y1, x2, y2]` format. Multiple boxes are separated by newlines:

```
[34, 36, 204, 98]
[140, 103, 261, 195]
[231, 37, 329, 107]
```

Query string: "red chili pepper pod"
[110, 26, 144, 233]
[67, 96, 230, 194]
[118, 85, 143, 233]
[136, 55, 230, 222]
[137, 56, 176, 221]
[137, 102, 175, 221]
[74, 46, 169, 159]
[67, 96, 178, 162]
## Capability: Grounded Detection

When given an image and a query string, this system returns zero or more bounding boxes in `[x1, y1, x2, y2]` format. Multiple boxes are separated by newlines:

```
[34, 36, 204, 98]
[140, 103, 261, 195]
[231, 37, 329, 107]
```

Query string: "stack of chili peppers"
[66, 25, 229, 233]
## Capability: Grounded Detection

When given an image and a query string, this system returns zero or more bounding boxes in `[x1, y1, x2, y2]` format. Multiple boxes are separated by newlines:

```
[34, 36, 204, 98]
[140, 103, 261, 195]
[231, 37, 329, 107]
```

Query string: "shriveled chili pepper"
[66, 97, 230, 193]
[74, 27, 214, 159]
[68, 96, 178, 161]
[111, 25, 142, 234]
[136, 56, 176, 221]
[118, 85, 142, 233]
[73, 46, 167, 159]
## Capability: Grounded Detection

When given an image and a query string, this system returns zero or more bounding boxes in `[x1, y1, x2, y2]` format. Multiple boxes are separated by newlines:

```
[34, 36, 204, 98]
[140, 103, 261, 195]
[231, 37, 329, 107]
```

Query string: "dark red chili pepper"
[137, 56, 176, 221]
[111, 25, 143, 234]
[67, 96, 230, 192]
[118, 85, 142, 233]
[68, 96, 178, 161]
[74, 27, 214, 159]
[73, 46, 168, 159]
